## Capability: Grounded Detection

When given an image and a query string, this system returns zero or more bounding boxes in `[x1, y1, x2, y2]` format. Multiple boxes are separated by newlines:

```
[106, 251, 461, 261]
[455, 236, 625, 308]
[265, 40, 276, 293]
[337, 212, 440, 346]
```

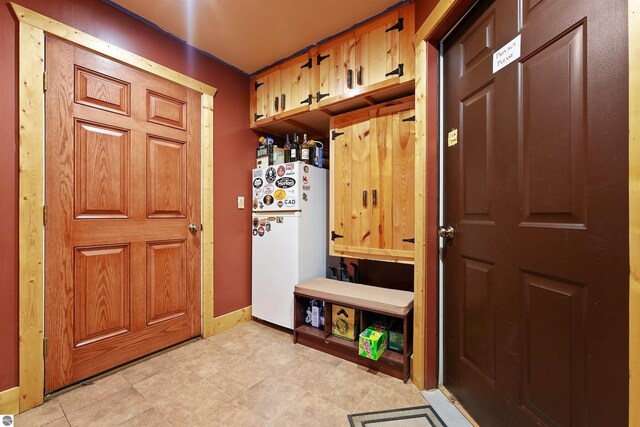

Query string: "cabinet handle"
[281, 94, 286, 110]
[357, 66, 363, 85]
[274, 96, 279, 112]
[372, 189, 377, 207]
[347, 69, 353, 89]
[362, 190, 368, 207]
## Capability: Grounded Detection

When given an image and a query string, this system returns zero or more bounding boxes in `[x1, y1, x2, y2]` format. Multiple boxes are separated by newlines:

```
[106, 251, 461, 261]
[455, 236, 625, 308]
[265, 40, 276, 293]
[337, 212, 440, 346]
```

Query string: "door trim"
[415, 0, 637, 422]
[12, 2, 216, 412]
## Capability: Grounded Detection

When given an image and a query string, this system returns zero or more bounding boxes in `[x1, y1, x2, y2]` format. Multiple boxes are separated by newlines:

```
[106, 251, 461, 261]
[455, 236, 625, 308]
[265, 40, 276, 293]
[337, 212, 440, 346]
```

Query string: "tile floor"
[16, 321, 428, 427]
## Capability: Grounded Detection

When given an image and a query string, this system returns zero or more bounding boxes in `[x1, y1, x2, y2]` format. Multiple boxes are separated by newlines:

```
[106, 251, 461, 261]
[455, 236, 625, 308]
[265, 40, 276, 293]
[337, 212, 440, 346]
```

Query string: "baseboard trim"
[0, 387, 20, 415]
[210, 306, 252, 335]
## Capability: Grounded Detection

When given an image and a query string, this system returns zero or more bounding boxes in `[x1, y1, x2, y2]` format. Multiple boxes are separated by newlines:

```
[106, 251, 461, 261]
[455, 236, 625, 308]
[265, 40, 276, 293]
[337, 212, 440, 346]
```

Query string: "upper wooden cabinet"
[251, 53, 313, 124]
[330, 97, 415, 263]
[250, 3, 414, 129]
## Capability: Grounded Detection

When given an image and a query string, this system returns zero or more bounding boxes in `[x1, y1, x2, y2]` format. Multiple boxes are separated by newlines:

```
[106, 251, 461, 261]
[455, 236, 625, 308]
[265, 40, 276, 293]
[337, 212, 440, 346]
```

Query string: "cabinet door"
[330, 124, 353, 253]
[391, 109, 415, 253]
[317, 36, 356, 106]
[265, 69, 282, 118]
[253, 75, 268, 123]
[355, 10, 403, 89]
[349, 119, 372, 252]
[280, 54, 312, 116]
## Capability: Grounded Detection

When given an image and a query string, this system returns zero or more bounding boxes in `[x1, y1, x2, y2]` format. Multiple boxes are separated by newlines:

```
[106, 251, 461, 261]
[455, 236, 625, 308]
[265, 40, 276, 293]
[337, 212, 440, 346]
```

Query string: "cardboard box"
[331, 305, 359, 341]
[389, 329, 404, 352]
[358, 326, 389, 361]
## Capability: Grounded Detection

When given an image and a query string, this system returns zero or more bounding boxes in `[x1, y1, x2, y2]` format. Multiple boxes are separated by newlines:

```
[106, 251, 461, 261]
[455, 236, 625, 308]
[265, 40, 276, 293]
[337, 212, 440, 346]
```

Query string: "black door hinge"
[402, 238, 415, 243]
[332, 130, 345, 140]
[385, 17, 404, 33]
[300, 94, 313, 105]
[402, 115, 416, 122]
[254, 81, 264, 91]
[301, 58, 313, 69]
[254, 113, 264, 121]
[317, 53, 330, 65]
[331, 231, 344, 241]
[385, 63, 404, 78]
[316, 91, 330, 102]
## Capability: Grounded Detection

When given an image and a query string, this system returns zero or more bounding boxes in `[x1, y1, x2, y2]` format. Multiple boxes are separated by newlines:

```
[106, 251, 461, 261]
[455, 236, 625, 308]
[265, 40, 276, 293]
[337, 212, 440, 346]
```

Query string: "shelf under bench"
[293, 278, 414, 382]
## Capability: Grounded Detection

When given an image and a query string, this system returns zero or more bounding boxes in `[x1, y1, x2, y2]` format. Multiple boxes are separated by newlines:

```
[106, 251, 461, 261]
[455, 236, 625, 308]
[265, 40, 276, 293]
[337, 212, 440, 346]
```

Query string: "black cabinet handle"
[402, 238, 415, 243]
[357, 66, 363, 85]
[281, 94, 286, 111]
[362, 190, 368, 208]
[274, 96, 279, 112]
[372, 189, 377, 207]
[347, 69, 353, 89]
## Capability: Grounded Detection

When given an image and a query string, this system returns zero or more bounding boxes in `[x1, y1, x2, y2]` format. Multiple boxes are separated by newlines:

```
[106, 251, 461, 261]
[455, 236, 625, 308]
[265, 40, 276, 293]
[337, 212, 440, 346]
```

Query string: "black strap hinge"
[301, 58, 313, 69]
[402, 115, 416, 122]
[332, 130, 345, 140]
[254, 81, 264, 91]
[317, 91, 329, 102]
[402, 238, 415, 243]
[317, 53, 330, 65]
[385, 17, 404, 33]
[254, 113, 264, 121]
[385, 63, 404, 78]
[300, 94, 313, 105]
[331, 231, 344, 241]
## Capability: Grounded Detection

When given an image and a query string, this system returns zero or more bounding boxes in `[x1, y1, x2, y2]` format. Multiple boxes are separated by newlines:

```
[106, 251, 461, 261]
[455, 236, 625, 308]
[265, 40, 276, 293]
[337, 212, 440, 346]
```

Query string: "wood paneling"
[147, 90, 187, 130]
[74, 120, 130, 218]
[330, 124, 353, 252]
[0, 387, 19, 415]
[146, 240, 187, 325]
[75, 66, 130, 115]
[146, 135, 187, 218]
[74, 245, 131, 346]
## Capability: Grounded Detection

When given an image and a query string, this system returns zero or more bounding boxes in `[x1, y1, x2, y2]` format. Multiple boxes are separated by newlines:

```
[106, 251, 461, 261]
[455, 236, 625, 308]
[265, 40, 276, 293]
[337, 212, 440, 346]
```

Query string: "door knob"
[188, 223, 199, 234]
[438, 225, 455, 240]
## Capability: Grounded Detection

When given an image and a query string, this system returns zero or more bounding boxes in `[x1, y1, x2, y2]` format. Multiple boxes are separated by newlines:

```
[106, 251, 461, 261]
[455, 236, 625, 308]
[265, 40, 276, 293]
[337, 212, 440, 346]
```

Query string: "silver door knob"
[438, 225, 455, 240]
[188, 223, 199, 234]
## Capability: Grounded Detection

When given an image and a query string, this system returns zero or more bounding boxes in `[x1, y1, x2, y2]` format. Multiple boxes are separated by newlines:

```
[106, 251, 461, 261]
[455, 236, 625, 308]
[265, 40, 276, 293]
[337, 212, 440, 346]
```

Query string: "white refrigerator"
[251, 162, 327, 329]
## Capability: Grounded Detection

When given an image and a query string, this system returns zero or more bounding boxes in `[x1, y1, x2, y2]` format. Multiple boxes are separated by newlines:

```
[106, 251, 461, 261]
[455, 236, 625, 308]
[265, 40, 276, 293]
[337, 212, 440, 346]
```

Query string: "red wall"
[0, 0, 255, 391]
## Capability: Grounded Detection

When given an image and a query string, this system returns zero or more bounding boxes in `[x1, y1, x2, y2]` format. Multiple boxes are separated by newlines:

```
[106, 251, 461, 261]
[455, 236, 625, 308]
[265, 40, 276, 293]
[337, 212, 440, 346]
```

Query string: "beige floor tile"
[208, 358, 266, 398]
[120, 408, 169, 426]
[121, 353, 178, 385]
[181, 348, 244, 378]
[65, 387, 151, 427]
[354, 385, 427, 413]
[57, 373, 131, 414]
[269, 392, 350, 427]
[15, 399, 65, 427]
[216, 403, 268, 427]
[244, 342, 302, 372]
[236, 376, 306, 421]
[153, 379, 232, 426]
[373, 373, 426, 402]
[206, 325, 253, 346]
[308, 365, 377, 412]
[219, 331, 275, 357]
[302, 346, 344, 367]
[273, 353, 336, 389]
[166, 339, 215, 363]
[42, 417, 71, 427]
[133, 364, 201, 402]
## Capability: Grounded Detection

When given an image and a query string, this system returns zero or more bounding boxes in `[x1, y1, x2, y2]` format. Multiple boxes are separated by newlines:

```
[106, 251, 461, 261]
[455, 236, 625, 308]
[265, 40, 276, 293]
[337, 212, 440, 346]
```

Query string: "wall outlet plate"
[237, 196, 245, 209]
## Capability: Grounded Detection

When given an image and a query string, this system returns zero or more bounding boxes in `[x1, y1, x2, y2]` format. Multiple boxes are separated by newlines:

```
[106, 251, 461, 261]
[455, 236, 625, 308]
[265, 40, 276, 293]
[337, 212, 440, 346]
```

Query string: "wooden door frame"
[413, 0, 639, 422]
[12, 3, 217, 412]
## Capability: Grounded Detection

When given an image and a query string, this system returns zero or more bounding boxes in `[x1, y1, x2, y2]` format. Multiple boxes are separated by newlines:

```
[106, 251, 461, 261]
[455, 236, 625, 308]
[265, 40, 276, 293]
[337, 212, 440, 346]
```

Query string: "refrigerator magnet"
[265, 167, 276, 183]
[277, 165, 285, 177]
[257, 226, 265, 237]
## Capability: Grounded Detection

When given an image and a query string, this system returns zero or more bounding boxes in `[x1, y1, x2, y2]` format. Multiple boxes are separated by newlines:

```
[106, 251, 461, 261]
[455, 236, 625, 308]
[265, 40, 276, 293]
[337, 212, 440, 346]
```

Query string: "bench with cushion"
[293, 278, 414, 382]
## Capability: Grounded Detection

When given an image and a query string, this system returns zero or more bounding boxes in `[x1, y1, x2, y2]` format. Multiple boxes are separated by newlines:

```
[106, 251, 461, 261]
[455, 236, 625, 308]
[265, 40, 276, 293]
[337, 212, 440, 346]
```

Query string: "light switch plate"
[237, 196, 245, 209]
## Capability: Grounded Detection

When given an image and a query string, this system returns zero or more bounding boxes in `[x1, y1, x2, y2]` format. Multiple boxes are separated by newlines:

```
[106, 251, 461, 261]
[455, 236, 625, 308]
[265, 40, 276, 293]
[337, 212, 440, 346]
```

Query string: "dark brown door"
[442, 0, 628, 425]
[45, 36, 202, 392]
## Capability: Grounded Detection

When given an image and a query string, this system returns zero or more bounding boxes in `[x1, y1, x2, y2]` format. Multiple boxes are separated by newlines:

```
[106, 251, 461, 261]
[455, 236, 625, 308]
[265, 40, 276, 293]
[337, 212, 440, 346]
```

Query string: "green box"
[358, 326, 389, 361]
[389, 329, 404, 352]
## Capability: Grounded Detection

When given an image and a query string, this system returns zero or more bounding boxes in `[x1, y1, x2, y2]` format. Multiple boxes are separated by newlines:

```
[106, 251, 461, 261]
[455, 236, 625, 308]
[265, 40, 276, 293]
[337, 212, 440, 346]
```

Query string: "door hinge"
[43, 71, 48, 92]
[43, 204, 48, 226]
[254, 81, 264, 91]
[43, 337, 48, 358]
[331, 231, 344, 241]
[332, 130, 344, 140]
[301, 57, 313, 69]
[385, 63, 404, 78]
[402, 115, 416, 122]
[316, 91, 330, 102]
[254, 113, 264, 121]
[300, 94, 313, 105]
[385, 17, 404, 33]
[317, 53, 330, 65]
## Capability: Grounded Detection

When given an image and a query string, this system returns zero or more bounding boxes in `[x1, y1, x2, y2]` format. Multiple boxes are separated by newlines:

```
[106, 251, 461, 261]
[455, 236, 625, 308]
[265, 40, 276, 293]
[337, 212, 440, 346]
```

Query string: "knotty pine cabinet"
[249, 3, 414, 130]
[251, 53, 313, 124]
[330, 97, 415, 263]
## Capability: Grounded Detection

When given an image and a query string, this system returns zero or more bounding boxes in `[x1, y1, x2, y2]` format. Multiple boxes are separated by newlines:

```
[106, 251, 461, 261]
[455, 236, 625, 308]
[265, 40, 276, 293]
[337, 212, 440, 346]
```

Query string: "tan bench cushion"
[295, 278, 413, 316]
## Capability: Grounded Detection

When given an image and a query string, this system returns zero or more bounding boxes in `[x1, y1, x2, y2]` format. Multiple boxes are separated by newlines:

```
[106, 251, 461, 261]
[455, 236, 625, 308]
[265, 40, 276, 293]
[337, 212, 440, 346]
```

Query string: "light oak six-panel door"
[45, 36, 202, 392]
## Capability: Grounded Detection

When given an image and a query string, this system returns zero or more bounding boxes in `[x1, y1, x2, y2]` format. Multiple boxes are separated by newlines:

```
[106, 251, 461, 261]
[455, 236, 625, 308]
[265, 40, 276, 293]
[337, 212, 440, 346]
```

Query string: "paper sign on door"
[493, 34, 521, 73]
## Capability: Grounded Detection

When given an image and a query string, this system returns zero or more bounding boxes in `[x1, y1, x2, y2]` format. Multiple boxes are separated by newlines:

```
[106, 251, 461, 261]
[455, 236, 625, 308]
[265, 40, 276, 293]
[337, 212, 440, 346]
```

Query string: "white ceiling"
[109, 0, 404, 75]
